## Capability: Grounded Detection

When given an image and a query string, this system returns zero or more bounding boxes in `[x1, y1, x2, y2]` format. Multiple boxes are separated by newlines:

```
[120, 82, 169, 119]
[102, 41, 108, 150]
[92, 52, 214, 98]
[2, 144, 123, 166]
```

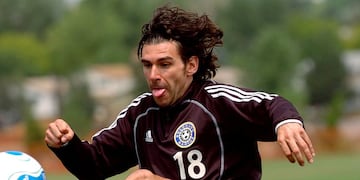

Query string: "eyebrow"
[141, 56, 174, 63]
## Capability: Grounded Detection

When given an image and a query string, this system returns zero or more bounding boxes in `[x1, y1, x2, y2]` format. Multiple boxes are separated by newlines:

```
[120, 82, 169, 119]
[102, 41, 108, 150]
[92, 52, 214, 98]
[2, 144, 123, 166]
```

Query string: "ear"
[186, 56, 199, 76]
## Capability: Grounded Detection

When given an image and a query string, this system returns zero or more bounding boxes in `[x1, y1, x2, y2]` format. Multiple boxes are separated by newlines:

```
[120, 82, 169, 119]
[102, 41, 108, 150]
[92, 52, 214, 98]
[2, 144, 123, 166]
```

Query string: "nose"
[149, 65, 160, 81]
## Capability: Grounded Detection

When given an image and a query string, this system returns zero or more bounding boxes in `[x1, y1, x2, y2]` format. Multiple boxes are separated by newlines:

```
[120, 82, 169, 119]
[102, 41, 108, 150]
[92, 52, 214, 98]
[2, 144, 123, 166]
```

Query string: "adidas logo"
[145, 130, 153, 142]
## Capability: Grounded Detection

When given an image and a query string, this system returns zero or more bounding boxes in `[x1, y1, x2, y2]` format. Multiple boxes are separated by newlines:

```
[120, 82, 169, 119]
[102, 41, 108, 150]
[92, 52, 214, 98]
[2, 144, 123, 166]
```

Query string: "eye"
[142, 61, 152, 68]
[160, 62, 171, 68]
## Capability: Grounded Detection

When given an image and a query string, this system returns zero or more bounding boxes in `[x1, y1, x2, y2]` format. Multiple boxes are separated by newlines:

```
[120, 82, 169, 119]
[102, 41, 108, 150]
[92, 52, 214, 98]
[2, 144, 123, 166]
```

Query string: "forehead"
[141, 41, 181, 60]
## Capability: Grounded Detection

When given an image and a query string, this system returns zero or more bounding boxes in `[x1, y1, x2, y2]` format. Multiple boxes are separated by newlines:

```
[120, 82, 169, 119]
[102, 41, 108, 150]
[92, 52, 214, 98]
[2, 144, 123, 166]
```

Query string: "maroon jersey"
[51, 80, 303, 180]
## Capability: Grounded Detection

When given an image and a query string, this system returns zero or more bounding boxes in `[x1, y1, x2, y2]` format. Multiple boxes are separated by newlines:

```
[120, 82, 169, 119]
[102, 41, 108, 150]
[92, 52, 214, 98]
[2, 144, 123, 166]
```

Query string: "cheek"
[142, 69, 151, 80]
[170, 71, 187, 88]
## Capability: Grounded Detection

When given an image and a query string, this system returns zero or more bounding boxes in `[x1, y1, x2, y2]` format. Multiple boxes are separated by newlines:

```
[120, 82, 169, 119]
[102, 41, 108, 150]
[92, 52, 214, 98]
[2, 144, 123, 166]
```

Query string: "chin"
[156, 102, 170, 107]
[154, 99, 169, 107]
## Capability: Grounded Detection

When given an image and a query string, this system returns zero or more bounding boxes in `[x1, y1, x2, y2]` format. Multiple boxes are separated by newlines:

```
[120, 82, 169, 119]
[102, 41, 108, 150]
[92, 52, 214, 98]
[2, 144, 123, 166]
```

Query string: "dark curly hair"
[137, 5, 223, 80]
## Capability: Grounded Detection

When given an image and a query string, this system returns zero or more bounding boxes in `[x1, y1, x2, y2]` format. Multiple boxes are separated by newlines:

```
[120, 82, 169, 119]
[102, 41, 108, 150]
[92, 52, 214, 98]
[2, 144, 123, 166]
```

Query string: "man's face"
[141, 41, 198, 107]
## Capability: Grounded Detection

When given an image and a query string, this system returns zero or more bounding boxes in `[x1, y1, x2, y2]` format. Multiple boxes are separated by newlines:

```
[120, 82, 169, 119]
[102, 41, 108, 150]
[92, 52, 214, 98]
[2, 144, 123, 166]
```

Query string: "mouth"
[152, 88, 166, 97]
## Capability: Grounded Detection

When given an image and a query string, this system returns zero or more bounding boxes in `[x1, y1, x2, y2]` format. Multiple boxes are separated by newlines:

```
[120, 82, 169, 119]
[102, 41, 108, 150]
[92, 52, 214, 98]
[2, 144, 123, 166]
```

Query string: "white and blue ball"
[0, 151, 46, 180]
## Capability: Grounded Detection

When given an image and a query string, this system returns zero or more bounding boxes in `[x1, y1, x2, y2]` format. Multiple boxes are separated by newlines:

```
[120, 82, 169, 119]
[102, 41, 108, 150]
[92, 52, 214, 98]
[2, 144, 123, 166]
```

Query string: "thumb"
[59, 128, 74, 144]
[60, 135, 70, 144]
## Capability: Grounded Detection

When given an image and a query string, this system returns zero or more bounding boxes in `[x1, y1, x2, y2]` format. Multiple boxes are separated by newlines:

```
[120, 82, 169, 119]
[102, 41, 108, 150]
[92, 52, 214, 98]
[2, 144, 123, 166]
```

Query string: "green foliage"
[61, 79, 95, 137]
[343, 25, 360, 49]
[17, 93, 44, 145]
[0, 0, 66, 38]
[25, 118, 44, 145]
[319, 0, 360, 25]
[0, 33, 51, 76]
[287, 17, 346, 105]
[216, 0, 349, 116]
[220, 0, 347, 106]
[245, 28, 300, 91]
[242, 27, 307, 107]
[218, 0, 299, 56]
[46, 6, 128, 75]
[0, 33, 51, 126]
[46, 0, 164, 76]
[325, 92, 346, 127]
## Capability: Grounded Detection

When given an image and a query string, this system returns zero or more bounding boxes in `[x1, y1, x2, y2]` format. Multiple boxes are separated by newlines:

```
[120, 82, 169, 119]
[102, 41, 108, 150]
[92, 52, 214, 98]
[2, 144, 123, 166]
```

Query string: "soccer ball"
[0, 151, 46, 180]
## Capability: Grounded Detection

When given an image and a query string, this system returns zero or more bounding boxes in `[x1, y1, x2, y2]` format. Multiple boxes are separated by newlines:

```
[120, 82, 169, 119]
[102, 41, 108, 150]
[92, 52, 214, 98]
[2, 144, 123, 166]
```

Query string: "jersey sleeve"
[49, 93, 153, 179]
[49, 116, 137, 179]
[204, 84, 303, 141]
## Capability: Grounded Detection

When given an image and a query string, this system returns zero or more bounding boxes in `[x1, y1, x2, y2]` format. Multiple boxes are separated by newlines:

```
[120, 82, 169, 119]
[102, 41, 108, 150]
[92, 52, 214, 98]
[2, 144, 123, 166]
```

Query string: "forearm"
[49, 134, 105, 180]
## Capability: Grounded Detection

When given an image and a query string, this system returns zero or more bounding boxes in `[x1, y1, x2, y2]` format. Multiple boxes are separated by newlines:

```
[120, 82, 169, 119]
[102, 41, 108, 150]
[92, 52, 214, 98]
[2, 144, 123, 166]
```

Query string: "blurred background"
[0, 0, 360, 179]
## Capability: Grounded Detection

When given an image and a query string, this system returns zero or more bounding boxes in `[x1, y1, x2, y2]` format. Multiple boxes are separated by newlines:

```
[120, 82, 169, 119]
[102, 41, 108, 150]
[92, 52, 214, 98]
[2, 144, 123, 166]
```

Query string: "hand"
[125, 169, 170, 180]
[277, 122, 315, 166]
[44, 119, 74, 148]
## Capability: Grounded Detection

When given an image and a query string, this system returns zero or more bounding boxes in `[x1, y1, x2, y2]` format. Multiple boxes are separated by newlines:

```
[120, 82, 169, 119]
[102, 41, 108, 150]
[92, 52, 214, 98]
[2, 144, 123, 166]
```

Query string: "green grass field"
[262, 152, 360, 180]
[46, 152, 360, 180]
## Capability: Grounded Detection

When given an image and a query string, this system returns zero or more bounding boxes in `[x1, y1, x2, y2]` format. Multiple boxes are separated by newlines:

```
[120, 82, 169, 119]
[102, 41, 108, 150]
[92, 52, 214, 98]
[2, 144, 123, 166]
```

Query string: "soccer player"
[45, 5, 315, 180]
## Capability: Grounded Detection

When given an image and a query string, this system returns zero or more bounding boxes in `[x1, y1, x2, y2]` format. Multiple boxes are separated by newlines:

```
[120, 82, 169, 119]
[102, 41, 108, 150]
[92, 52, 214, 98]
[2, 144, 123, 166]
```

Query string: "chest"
[134, 102, 224, 179]
[136, 103, 221, 146]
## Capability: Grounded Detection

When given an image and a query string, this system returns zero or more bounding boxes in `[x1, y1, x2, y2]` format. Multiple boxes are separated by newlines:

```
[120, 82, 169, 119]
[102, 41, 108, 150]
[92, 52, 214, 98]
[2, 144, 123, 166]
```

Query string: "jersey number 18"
[173, 149, 206, 179]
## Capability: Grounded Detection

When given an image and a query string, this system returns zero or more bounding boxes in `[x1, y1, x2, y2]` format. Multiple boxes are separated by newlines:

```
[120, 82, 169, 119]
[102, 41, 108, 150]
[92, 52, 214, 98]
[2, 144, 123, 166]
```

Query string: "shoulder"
[202, 81, 278, 103]
[130, 92, 153, 105]
[117, 92, 155, 119]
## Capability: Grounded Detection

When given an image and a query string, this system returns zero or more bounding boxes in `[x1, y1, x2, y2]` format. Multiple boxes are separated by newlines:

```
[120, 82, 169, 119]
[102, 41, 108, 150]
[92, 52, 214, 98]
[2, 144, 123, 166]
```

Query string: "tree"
[343, 24, 360, 49]
[0, 0, 66, 38]
[46, 0, 167, 103]
[286, 17, 347, 105]
[245, 28, 300, 91]
[46, 6, 127, 75]
[61, 78, 95, 137]
[320, 0, 360, 26]
[242, 27, 307, 107]
[46, 0, 164, 76]
[0, 33, 51, 76]
[218, 0, 300, 63]
[0, 33, 51, 127]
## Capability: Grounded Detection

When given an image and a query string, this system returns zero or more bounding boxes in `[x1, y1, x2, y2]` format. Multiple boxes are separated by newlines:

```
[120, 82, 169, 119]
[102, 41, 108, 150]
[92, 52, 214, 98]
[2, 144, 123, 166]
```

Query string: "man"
[45, 5, 315, 180]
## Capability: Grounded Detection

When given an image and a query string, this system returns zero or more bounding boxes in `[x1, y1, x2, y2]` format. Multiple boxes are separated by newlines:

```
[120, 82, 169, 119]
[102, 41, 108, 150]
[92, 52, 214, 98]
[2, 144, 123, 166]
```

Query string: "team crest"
[174, 122, 196, 148]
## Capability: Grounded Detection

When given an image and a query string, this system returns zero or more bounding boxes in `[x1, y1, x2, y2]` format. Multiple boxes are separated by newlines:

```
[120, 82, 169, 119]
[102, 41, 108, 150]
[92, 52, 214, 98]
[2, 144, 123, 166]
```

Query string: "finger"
[48, 122, 64, 141]
[278, 138, 296, 163]
[61, 133, 72, 144]
[299, 132, 315, 163]
[45, 128, 62, 148]
[301, 131, 316, 156]
[54, 119, 74, 144]
[288, 139, 305, 166]
[126, 169, 152, 180]
[46, 119, 73, 147]
[54, 119, 70, 134]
